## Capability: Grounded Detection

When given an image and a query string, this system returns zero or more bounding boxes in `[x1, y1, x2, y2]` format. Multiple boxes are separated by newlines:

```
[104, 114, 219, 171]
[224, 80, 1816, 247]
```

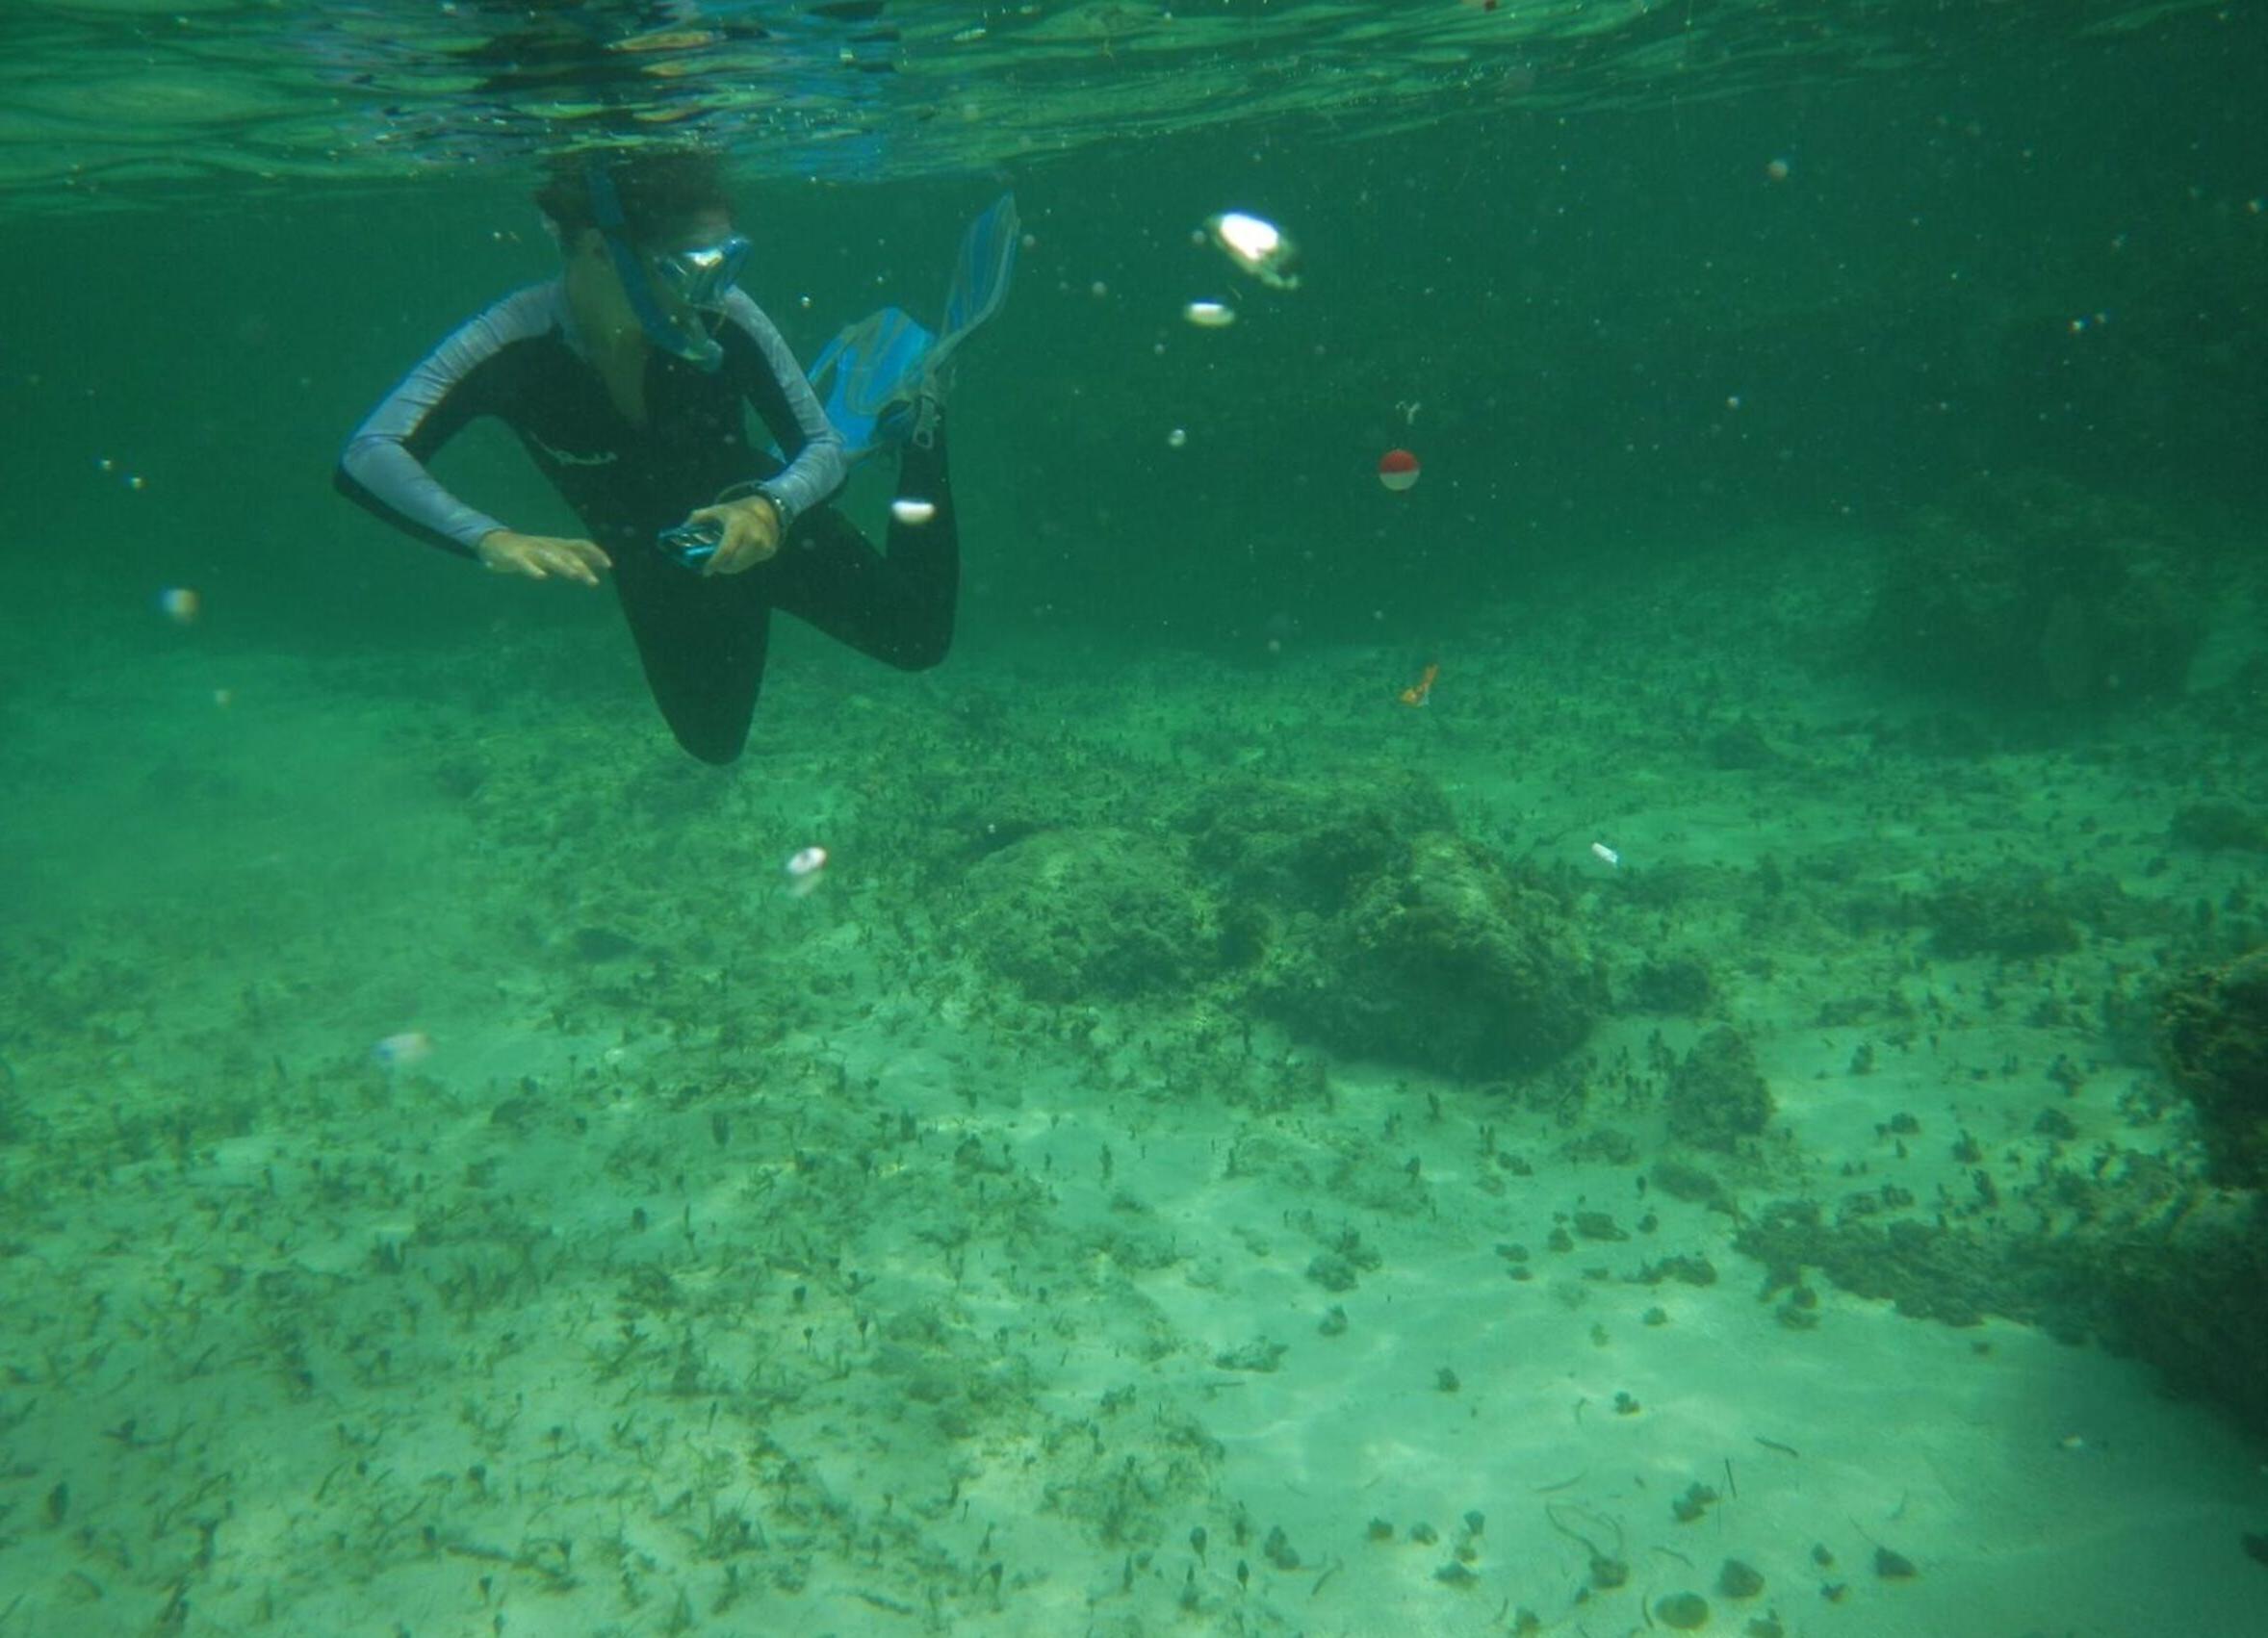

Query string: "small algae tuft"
[1716, 1558, 1765, 1599]
[1873, 1545, 1918, 1579]
[1262, 1523, 1301, 1570]
[1655, 1590, 1711, 1629]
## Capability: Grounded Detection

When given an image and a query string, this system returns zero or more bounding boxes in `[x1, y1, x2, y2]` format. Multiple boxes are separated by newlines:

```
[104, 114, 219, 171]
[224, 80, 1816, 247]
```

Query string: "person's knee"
[662, 704, 751, 764]
[675, 729, 745, 765]
[887, 632, 952, 672]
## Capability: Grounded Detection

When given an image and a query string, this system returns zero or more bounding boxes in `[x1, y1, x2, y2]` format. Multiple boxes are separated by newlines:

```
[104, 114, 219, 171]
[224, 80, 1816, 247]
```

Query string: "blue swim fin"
[932, 192, 1020, 378]
[808, 306, 938, 460]
[808, 192, 1018, 460]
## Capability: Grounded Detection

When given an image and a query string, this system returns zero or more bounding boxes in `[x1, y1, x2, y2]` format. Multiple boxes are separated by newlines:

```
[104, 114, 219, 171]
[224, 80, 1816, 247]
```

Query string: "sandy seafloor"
[1, 527, 2263, 1638]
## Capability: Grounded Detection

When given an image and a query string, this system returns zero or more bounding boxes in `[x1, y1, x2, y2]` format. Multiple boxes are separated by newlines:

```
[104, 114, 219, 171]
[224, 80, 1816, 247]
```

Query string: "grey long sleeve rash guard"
[336, 280, 847, 558]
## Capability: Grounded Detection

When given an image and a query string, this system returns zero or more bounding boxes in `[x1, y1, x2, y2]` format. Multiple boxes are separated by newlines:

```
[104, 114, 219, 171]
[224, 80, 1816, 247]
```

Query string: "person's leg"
[611, 541, 773, 764]
[765, 424, 959, 669]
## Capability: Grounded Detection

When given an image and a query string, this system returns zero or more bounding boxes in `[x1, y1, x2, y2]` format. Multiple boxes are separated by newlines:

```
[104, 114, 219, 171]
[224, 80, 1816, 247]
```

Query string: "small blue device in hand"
[656, 517, 722, 571]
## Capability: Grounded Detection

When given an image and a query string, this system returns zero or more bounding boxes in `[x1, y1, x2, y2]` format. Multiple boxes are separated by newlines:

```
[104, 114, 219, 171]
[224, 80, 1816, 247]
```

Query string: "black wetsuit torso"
[337, 281, 957, 763]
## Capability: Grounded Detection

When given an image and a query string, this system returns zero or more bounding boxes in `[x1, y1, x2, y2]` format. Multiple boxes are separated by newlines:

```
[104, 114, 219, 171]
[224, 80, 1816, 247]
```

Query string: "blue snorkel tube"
[586, 162, 736, 373]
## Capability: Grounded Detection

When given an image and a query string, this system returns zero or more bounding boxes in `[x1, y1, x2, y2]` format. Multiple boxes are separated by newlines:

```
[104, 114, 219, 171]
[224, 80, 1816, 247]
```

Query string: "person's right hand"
[474, 529, 612, 586]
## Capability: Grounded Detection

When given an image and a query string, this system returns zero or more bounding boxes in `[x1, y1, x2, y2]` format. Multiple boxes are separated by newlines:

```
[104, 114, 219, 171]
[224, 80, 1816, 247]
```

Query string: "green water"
[1, 3, 2264, 1635]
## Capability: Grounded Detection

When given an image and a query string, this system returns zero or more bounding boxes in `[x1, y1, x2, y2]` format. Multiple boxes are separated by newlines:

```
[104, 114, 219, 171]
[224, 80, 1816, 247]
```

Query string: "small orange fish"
[1399, 661, 1439, 707]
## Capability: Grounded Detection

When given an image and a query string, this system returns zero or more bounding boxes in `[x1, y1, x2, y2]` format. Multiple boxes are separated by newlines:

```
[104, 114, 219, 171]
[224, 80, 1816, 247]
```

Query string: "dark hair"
[534, 146, 731, 247]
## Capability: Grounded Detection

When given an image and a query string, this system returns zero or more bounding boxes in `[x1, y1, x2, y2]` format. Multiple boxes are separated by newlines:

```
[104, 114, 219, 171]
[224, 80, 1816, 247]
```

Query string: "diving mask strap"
[586, 164, 725, 373]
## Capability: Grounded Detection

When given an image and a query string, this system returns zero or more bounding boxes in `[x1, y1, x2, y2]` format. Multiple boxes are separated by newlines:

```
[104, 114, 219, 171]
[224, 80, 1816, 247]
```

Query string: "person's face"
[567, 209, 739, 343]
[637, 210, 738, 318]
[655, 210, 735, 258]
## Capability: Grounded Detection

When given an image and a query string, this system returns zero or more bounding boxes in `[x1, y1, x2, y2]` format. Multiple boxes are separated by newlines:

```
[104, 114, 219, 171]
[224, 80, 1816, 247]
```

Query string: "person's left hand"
[689, 494, 784, 576]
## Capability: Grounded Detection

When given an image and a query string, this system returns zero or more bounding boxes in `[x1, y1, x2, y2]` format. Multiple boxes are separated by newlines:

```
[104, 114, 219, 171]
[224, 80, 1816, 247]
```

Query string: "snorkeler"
[335, 147, 1018, 764]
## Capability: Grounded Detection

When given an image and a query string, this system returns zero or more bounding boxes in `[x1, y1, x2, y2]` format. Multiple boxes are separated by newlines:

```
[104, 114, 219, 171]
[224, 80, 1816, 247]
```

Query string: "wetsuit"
[335, 280, 957, 764]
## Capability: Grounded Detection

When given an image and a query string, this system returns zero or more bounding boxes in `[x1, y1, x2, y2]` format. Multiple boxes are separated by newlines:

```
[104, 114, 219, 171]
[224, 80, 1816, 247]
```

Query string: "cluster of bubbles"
[1182, 211, 1423, 495]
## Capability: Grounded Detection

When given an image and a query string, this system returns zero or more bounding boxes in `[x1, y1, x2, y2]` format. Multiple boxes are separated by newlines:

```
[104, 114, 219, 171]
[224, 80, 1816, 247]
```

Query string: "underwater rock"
[1623, 953, 1715, 1015]
[429, 755, 490, 803]
[1259, 832, 1599, 1079]
[2170, 802, 2268, 854]
[956, 827, 1216, 1003]
[1732, 1190, 2268, 1436]
[1183, 770, 1452, 917]
[2157, 947, 2268, 1190]
[1926, 875, 2080, 960]
[1705, 719, 1778, 770]
[1666, 1028, 1775, 1150]
[1859, 472, 2202, 711]
[954, 773, 1603, 1080]
[571, 925, 641, 963]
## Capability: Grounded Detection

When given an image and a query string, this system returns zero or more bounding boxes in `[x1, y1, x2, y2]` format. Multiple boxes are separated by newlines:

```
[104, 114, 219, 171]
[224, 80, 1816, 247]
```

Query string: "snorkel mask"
[586, 163, 751, 372]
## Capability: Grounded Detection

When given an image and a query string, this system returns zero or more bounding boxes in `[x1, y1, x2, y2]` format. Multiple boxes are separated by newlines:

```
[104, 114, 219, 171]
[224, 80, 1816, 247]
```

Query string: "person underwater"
[335, 144, 1018, 764]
